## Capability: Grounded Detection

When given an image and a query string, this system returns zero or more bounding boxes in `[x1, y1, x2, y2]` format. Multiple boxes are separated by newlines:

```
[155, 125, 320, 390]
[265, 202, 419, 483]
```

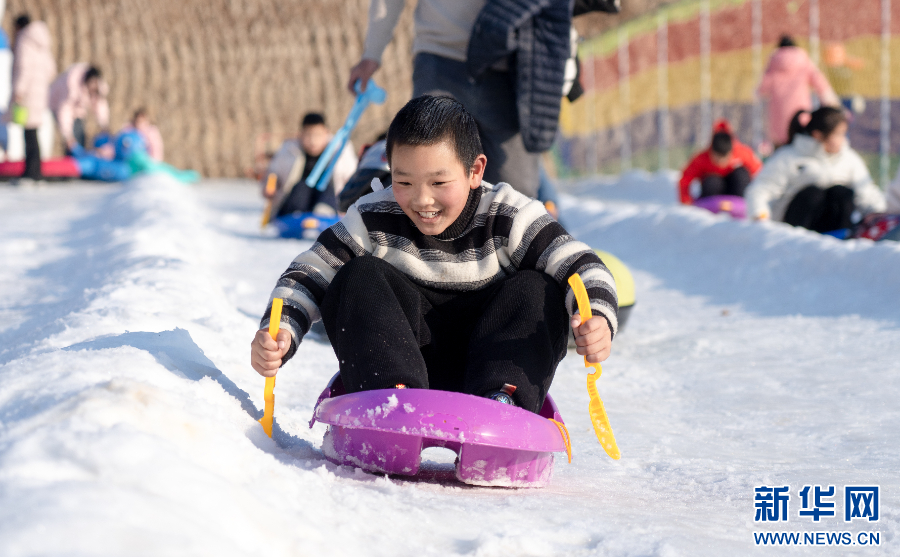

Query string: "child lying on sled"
[250, 95, 618, 414]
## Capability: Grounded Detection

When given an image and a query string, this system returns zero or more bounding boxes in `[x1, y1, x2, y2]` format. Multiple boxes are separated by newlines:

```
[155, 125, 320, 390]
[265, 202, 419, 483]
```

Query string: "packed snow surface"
[1, 173, 898, 556]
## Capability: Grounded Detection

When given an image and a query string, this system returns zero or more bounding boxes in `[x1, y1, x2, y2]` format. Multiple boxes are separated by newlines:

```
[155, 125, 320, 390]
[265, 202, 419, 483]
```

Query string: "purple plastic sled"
[693, 195, 747, 219]
[309, 373, 569, 487]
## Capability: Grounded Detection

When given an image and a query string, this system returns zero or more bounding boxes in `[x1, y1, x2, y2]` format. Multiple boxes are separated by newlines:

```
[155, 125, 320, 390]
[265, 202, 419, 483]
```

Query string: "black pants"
[783, 185, 855, 232]
[699, 166, 751, 199]
[64, 118, 87, 156]
[23, 128, 41, 180]
[413, 53, 540, 197]
[320, 257, 570, 413]
[276, 180, 337, 217]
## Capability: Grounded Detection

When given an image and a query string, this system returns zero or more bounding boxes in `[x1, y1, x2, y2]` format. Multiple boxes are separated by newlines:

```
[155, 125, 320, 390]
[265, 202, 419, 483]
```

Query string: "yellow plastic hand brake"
[260, 173, 277, 228]
[259, 298, 283, 438]
[567, 273, 621, 460]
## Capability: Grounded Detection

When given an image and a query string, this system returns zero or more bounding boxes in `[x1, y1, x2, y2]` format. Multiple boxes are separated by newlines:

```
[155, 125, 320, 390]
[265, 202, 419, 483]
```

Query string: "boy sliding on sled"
[250, 95, 618, 414]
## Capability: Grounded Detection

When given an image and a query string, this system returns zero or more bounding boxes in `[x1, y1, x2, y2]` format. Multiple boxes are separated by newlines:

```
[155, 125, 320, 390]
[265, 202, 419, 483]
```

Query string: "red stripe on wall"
[583, 0, 891, 94]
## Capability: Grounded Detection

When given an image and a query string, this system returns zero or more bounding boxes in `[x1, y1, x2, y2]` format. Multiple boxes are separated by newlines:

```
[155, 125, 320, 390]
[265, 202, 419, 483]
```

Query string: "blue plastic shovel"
[305, 79, 387, 192]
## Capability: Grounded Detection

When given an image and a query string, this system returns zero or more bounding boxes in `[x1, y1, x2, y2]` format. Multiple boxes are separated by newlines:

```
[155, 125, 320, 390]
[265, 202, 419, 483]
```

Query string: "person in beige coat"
[11, 14, 56, 180]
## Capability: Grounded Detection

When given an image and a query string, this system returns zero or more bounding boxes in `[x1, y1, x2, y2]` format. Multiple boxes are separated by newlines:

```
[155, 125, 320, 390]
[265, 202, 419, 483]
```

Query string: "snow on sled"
[692, 195, 746, 219]
[309, 373, 570, 487]
[272, 212, 340, 239]
[0, 157, 80, 180]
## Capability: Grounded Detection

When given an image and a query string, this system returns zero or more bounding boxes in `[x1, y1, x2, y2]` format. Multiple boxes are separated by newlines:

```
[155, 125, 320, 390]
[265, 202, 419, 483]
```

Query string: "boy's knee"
[333, 256, 391, 282]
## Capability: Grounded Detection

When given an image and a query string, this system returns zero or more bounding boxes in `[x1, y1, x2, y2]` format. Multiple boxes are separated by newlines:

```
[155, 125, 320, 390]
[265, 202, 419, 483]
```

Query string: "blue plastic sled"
[272, 213, 340, 239]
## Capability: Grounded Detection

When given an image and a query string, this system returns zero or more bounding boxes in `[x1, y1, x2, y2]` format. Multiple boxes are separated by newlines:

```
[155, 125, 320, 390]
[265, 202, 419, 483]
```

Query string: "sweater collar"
[432, 185, 483, 241]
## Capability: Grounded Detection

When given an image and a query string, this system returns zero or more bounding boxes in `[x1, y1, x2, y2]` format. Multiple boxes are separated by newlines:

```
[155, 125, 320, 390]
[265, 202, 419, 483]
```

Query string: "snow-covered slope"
[0, 174, 896, 556]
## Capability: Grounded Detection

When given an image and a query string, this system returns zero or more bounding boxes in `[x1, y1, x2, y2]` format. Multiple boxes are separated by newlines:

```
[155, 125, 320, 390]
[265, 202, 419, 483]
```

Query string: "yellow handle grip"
[567, 273, 599, 375]
[259, 298, 283, 438]
[567, 273, 621, 460]
[261, 173, 278, 228]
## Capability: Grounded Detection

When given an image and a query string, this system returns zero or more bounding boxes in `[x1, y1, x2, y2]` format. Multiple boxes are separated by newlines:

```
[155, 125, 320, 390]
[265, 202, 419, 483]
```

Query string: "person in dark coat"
[346, 0, 579, 198]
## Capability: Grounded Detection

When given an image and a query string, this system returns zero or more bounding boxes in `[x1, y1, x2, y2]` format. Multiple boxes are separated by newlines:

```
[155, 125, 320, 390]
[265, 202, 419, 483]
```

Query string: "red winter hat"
[712, 119, 734, 135]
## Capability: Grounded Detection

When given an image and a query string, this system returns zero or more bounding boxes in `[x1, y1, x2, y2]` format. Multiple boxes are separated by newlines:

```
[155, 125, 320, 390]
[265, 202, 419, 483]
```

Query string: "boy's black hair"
[779, 35, 797, 48]
[385, 95, 483, 172]
[14, 14, 31, 30]
[301, 113, 326, 128]
[84, 66, 102, 83]
[710, 132, 733, 156]
[806, 106, 846, 137]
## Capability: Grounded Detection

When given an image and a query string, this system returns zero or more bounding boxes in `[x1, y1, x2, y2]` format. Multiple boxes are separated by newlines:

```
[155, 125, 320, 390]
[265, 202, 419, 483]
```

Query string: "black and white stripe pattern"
[262, 181, 618, 356]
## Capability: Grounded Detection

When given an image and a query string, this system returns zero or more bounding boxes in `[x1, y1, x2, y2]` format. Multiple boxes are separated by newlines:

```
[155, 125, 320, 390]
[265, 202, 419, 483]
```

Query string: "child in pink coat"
[758, 36, 839, 148]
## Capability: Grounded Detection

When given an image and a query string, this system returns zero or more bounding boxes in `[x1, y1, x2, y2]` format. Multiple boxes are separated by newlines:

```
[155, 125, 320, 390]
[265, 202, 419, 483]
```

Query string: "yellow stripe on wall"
[563, 34, 900, 137]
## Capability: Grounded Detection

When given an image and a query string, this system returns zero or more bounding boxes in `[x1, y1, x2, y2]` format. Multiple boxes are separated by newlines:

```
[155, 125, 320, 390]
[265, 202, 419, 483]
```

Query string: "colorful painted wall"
[557, 0, 900, 186]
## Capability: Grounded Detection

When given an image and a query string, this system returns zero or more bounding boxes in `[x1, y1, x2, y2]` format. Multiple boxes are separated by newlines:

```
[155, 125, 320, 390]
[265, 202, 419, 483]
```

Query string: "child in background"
[263, 113, 357, 218]
[10, 14, 56, 182]
[49, 63, 110, 154]
[888, 166, 900, 214]
[124, 108, 164, 162]
[745, 107, 886, 232]
[250, 95, 618, 414]
[679, 119, 762, 204]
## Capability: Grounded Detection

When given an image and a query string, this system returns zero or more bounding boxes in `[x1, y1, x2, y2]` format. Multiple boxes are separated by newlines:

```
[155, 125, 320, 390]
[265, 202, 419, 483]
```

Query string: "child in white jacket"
[888, 166, 900, 213]
[745, 107, 886, 232]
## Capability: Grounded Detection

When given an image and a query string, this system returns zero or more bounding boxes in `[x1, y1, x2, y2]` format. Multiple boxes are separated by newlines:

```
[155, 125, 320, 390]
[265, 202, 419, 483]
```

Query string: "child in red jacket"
[679, 120, 762, 204]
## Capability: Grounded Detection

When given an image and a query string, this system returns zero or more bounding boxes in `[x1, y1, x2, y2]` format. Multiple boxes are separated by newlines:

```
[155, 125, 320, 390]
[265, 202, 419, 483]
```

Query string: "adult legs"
[23, 128, 42, 180]
[412, 53, 540, 197]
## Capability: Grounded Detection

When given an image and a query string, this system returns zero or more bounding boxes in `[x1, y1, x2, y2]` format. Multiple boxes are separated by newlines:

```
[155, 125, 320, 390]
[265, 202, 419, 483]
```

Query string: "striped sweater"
[262, 181, 618, 362]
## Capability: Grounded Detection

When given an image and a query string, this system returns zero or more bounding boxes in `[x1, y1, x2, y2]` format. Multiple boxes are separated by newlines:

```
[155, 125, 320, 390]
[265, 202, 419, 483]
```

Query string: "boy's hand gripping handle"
[259, 298, 283, 438]
[567, 274, 621, 460]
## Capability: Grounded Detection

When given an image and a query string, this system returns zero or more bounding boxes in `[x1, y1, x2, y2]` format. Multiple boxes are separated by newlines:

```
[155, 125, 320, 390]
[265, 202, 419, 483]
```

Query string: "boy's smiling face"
[390, 140, 487, 236]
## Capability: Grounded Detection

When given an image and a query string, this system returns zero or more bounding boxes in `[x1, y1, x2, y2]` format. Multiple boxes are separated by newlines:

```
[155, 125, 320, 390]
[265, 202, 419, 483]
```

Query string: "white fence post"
[658, 12, 669, 171]
[752, 0, 763, 150]
[619, 27, 632, 171]
[584, 43, 598, 175]
[699, 0, 712, 146]
[881, 0, 892, 188]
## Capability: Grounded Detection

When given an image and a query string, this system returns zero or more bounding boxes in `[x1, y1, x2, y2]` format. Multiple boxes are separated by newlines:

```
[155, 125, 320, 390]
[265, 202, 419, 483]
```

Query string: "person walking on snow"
[757, 35, 839, 149]
[347, 0, 574, 198]
[679, 119, 762, 204]
[49, 62, 110, 154]
[10, 13, 56, 182]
